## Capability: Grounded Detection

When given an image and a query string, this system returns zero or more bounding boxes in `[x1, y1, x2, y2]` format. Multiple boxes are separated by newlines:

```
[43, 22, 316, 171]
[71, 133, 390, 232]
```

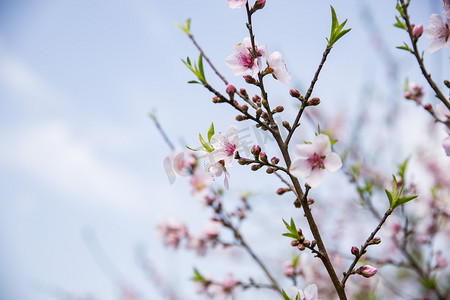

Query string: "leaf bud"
[271, 157, 280, 164]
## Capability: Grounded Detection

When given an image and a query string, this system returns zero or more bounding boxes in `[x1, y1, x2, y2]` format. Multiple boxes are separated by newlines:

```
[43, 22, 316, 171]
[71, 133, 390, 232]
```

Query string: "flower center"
[224, 142, 236, 156]
[309, 153, 325, 170]
[238, 52, 254, 69]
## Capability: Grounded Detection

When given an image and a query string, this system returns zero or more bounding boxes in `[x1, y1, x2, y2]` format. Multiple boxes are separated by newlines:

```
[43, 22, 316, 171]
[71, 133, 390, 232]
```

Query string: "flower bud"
[241, 104, 249, 113]
[307, 198, 315, 205]
[239, 88, 248, 97]
[294, 199, 301, 208]
[290, 89, 301, 98]
[253, 0, 266, 10]
[298, 244, 306, 251]
[259, 152, 268, 162]
[212, 96, 221, 103]
[445, 80, 450, 89]
[369, 237, 381, 245]
[261, 112, 269, 120]
[262, 99, 269, 109]
[303, 240, 310, 247]
[256, 108, 263, 119]
[423, 103, 433, 112]
[251, 145, 261, 156]
[412, 23, 423, 38]
[356, 265, 377, 278]
[271, 157, 280, 164]
[236, 115, 247, 121]
[266, 167, 275, 174]
[251, 164, 262, 171]
[276, 188, 288, 195]
[252, 95, 261, 104]
[243, 75, 256, 84]
[291, 240, 300, 247]
[311, 240, 317, 248]
[351, 246, 360, 257]
[238, 158, 251, 165]
[282, 121, 291, 131]
[226, 84, 236, 96]
[297, 228, 303, 236]
[308, 97, 321, 106]
[273, 106, 284, 113]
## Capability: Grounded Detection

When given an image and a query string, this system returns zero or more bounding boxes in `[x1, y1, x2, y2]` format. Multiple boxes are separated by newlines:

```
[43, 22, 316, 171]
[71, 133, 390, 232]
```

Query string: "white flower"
[267, 50, 291, 84]
[290, 134, 342, 188]
[286, 284, 319, 300]
[210, 125, 241, 169]
[190, 168, 213, 199]
[225, 37, 267, 78]
[424, 14, 450, 53]
[227, 0, 247, 9]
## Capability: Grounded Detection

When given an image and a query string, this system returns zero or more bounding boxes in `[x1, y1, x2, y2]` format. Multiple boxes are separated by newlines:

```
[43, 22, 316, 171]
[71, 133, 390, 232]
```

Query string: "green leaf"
[397, 157, 410, 179]
[282, 233, 297, 239]
[207, 122, 215, 143]
[295, 294, 300, 300]
[199, 133, 213, 152]
[188, 80, 201, 84]
[385, 189, 393, 207]
[290, 218, 296, 232]
[198, 53, 205, 81]
[394, 195, 418, 208]
[392, 175, 398, 199]
[328, 6, 351, 46]
[192, 268, 205, 282]
[394, 16, 407, 30]
[282, 290, 292, 300]
[174, 18, 191, 35]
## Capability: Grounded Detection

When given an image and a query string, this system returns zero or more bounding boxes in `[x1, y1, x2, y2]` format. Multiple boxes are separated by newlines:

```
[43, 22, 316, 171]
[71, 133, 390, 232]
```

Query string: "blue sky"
[0, 0, 448, 299]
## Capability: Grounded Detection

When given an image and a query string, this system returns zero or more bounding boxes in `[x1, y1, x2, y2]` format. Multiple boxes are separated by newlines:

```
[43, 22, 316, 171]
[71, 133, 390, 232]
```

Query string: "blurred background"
[0, 0, 448, 299]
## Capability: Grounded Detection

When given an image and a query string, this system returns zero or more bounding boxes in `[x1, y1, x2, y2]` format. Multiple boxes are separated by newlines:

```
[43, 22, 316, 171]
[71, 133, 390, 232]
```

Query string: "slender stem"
[399, 0, 450, 110]
[187, 33, 229, 86]
[285, 45, 332, 146]
[341, 208, 393, 287]
[150, 115, 175, 151]
[223, 219, 282, 294]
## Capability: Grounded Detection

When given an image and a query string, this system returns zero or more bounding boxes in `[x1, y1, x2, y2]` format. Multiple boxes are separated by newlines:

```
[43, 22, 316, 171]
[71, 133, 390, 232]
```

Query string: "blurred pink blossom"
[424, 14, 450, 53]
[227, 0, 247, 9]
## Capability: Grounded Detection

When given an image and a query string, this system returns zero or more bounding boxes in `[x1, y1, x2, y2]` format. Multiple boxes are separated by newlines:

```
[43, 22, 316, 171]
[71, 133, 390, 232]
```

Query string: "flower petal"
[290, 158, 312, 178]
[306, 168, 325, 188]
[312, 134, 331, 156]
[304, 284, 318, 300]
[295, 143, 315, 158]
[324, 152, 342, 173]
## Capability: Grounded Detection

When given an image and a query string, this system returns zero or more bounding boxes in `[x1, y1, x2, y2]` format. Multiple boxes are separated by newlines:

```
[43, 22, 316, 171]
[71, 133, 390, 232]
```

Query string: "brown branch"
[399, 0, 450, 110]
[341, 208, 393, 287]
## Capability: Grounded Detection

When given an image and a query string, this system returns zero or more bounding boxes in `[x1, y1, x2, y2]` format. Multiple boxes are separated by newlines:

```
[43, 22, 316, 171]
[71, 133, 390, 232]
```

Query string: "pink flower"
[435, 102, 450, 121]
[286, 284, 319, 300]
[356, 265, 377, 278]
[403, 82, 424, 104]
[190, 168, 213, 199]
[424, 14, 450, 53]
[443, 136, 450, 156]
[170, 149, 196, 176]
[225, 37, 267, 78]
[210, 125, 241, 169]
[227, 0, 247, 9]
[156, 218, 188, 249]
[290, 134, 342, 188]
[267, 50, 291, 84]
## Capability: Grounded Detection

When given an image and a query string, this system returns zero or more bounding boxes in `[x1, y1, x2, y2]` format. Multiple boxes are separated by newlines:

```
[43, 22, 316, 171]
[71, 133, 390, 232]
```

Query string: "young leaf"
[282, 290, 292, 300]
[207, 122, 215, 143]
[385, 189, 393, 208]
[282, 233, 298, 239]
[394, 16, 407, 30]
[199, 133, 213, 152]
[394, 195, 418, 208]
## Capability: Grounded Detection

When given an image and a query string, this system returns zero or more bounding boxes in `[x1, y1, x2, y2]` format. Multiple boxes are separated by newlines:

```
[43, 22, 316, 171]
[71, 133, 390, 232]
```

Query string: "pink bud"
[308, 97, 321, 106]
[276, 188, 288, 195]
[226, 84, 236, 95]
[253, 0, 266, 10]
[289, 89, 301, 98]
[351, 246, 360, 256]
[251, 145, 261, 156]
[356, 265, 377, 278]
[243, 75, 255, 84]
[413, 24, 423, 38]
